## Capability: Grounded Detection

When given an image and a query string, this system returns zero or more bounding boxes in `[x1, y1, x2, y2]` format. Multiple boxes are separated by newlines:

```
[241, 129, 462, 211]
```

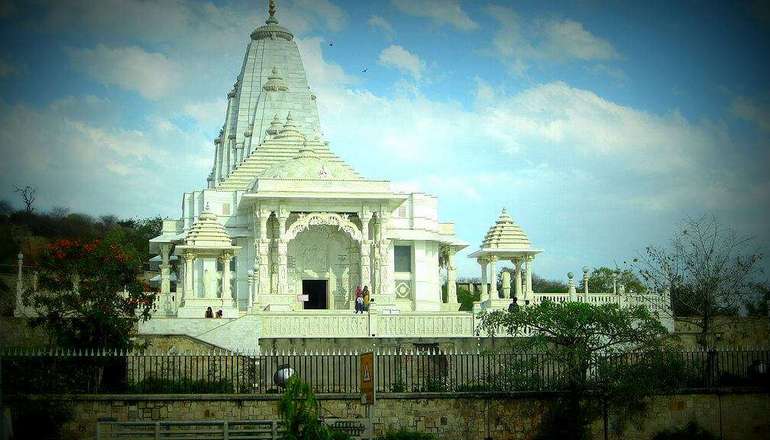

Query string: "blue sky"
[1, 0, 769, 280]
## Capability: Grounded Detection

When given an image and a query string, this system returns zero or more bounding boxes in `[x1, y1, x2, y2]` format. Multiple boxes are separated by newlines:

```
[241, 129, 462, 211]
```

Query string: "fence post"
[223, 421, 229, 440]
[154, 422, 160, 440]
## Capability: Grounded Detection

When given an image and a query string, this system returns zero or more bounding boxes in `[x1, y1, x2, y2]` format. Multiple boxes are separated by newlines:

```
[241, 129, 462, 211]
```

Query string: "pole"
[603, 395, 608, 440]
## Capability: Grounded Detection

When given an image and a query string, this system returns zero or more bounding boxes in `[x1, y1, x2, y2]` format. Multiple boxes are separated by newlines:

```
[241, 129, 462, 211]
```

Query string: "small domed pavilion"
[174, 208, 241, 318]
[468, 208, 542, 309]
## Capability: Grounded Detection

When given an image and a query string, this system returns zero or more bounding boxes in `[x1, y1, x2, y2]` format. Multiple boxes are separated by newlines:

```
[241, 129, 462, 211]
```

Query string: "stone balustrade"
[257, 310, 478, 338]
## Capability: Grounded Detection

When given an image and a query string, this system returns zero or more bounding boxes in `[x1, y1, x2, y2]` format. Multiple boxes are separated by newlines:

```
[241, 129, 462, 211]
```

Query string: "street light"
[273, 364, 295, 388]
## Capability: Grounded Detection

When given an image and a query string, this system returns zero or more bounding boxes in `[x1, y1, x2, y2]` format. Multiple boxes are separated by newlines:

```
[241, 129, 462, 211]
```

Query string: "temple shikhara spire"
[137, 3, 672, 352]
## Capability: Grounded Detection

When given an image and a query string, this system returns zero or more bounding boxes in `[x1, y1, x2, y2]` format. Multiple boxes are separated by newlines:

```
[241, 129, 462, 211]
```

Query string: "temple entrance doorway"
[303, 279, 328, 309]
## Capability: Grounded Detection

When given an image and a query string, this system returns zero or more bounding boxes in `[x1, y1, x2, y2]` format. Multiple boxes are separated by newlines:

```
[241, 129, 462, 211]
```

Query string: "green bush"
[378, 429, 436, 440]
[652, 421, 718, 440]
[279, 376, 351, 440]
[413, 377, 448, 392]
[455, 382, 492, 392]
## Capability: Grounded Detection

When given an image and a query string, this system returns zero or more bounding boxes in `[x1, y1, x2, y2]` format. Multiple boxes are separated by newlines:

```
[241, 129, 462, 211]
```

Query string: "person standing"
[354, 286, 364, 314]
[362, 286, 370, 312]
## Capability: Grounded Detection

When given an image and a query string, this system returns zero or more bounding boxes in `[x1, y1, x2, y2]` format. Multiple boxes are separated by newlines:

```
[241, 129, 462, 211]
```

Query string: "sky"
[1, 0, 769, 280]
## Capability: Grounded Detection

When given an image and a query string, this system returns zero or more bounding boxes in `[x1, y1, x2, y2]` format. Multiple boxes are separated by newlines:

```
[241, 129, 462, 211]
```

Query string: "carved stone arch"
[284, 212, 363, 242]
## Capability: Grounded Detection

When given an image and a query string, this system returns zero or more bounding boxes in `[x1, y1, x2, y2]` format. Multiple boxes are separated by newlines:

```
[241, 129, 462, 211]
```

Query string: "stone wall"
[16, 391, 768, 440]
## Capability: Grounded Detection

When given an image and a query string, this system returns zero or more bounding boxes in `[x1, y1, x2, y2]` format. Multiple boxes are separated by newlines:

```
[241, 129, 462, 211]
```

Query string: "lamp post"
[273, 364, 295, 388]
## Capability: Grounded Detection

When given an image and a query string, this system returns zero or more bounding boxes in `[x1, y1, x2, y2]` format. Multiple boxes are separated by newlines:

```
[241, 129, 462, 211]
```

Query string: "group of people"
[205, 307, 223, 318]
[354, 285, 370, 314]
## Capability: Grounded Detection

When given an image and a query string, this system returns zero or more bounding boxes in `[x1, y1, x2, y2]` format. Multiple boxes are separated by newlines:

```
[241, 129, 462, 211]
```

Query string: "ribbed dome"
[261, 147, 355, 180]
[184, 210, 234, 248]
[481, 209, 532, 249]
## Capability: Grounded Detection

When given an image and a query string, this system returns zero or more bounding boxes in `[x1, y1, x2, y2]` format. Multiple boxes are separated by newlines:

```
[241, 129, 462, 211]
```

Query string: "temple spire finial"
[267, 0, 278, 24]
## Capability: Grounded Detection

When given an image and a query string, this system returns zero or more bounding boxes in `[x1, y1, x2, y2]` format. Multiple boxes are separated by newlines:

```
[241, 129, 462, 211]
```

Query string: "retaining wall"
[13, 391, 770, 440]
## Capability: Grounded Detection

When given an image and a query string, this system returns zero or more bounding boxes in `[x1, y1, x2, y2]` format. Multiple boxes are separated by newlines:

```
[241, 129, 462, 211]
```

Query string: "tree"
[585, 266, 644, 293]
[279, 376, 350, 440]
[497, 269, 568, 293]
[531, 273, 568, 293]
[479, 301, 673, 439]
[744, 282, 770, 317]
[14, 185, 37, 213]
[23, 228, 155, 349]
[633, 216, 764, 348]
[0, 199, 12, 216]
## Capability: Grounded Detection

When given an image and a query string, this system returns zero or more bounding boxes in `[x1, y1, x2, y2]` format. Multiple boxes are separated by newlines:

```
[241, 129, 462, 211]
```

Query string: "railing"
[257, 311, 478, 338]
[95, 419, 371, 440]
[2, 348, 767, 395]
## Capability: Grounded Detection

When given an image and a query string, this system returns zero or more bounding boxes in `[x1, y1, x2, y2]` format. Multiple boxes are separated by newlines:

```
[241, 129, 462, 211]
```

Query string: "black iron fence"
[1, 348, 767, 395]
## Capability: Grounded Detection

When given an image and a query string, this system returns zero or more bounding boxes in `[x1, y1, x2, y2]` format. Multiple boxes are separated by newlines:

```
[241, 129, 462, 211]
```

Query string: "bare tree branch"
[632, 215, 764, 348]
[14, 185, 37, 213]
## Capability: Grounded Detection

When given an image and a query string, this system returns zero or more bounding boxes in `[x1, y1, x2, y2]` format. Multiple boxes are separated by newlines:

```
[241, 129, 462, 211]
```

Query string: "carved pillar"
[525, 256, 534, 302]
[512, 257, 522, 301]
[568, 272, 577, 301]
[277, 209, 289, 295]
[247, 270, 255, 310]
[501, 270, 511, 299]
[376, 211, 393, 303]
[479, 258, 488, 302]
[221, 252, 233, 307]
[488, 256, 498, 300]
[159, 244, 171, 295]
[446, 251, 458, 305]
[360, 209, 373, 290]
[183, 251, 195, 301]
[254, 208, 272, 302]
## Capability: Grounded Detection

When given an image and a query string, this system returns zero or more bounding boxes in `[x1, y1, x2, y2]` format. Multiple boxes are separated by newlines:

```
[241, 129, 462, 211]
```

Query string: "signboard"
[296, 294, 309, 302]
[360, 352, 375, 405]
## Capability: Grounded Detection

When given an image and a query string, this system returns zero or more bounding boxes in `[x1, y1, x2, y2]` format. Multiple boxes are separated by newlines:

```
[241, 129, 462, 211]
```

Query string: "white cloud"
[474, 81, 720, 173]
[299, 37, 751, 233]
[183, 99, 226, 128]
[392, 0, 478, 31]
[485, 5, 618, 74]
[541, 19, 618, 61]
[368, 15, 395, 39]
[378, 45, 426, 80]
[68, 45, 181, 100]
[296, 37, 358, 91]
[731, 95, 770, 133]
[292, 0, 348, 32]
[0, 97, 210, 217]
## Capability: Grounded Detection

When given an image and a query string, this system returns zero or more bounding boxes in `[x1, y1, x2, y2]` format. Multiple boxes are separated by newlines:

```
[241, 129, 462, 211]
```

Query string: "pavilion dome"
[261, 146, 355, 180]
[184, 210, 234, 249]
[481, 208, 532, 250]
